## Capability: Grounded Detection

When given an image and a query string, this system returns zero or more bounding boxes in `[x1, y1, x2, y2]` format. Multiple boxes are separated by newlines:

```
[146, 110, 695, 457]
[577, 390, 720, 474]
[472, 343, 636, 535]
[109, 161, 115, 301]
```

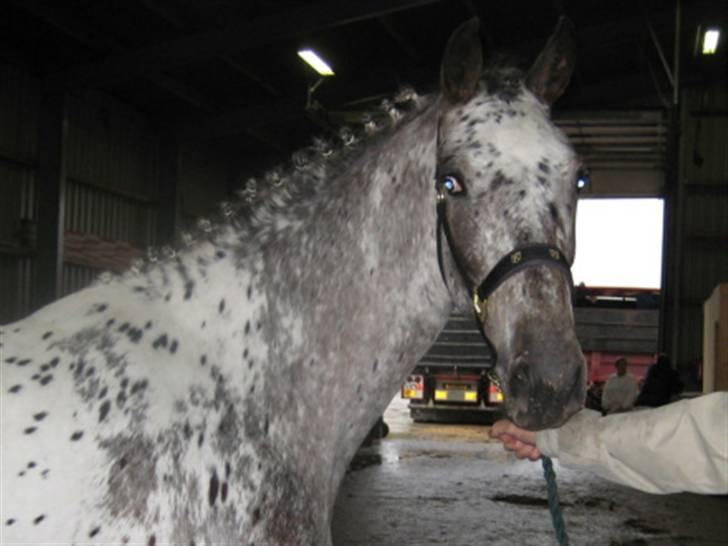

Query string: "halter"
[435, 180, 574, 361]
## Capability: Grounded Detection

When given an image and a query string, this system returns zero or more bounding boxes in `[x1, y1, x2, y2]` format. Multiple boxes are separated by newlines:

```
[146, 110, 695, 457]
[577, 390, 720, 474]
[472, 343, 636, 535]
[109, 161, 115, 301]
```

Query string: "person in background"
[635, 353, 683, 407]
[601, 357, 639, 414]
[489, 392, 728, 495]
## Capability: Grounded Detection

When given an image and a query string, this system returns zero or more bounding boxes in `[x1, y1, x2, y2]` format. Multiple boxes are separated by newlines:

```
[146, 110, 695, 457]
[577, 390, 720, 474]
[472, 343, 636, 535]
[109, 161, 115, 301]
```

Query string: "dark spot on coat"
[5, 356, 17, 364]
[40, 375, 53, 386]
[9, 385, 22, 393]
[221, 482, 229, 503]
[144, 321, 152, 329]
[184, 280, 195, 300]
[198, 432, 204, 447]
[106, 319, 116, 327]
[40, 364, 49, 372]
[99, 400, 111, 422]
[49, 357, 59, 368]
[215, 250, 226, 259]
[148, 535, 156, 546]
[33, 514, 45, 525]
[225, 461, 231, 478]
[208, 470, 220, 506]
[538, 161, 551, 174]
[17, 359, 31, 367]
[42, 331, 53, 340]
[152, 334, 168, 350]
[99, 386, 108, 399]
[169, 340, 178, 354]
[34, 411, 48, 421]
[519, 190, 527, 198]
[490, 171, 513, 191]
[5, 518, 15, 526]
[537, 176, 549, 187]
[200, 355, 207, 366]
[165, 293, 171, 302]
[219, 299, 225, 313]
[97, 304, 108, 312]
[27, 461, 36, 468]
[32, 373, 40, 381]
[131, 379, 148, 394]
[118, 323, 129, 333]
[247, 285, 252, 300]
[70, 431, 84, 441]
[549, 202, 560, 223]
[128, 328, 143, 343]
[117, 391, 127, 408]
[244, 321, 250, 335]
[89, 526, 101, 538]
[372, 359, 378, 372]
[183, 421, 193, 440]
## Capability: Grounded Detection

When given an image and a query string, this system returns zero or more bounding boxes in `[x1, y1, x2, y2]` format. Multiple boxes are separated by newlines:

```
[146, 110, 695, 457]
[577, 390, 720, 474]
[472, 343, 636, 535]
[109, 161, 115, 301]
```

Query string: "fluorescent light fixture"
[702, 29, 720, 55]
[297, 49, 335, 76]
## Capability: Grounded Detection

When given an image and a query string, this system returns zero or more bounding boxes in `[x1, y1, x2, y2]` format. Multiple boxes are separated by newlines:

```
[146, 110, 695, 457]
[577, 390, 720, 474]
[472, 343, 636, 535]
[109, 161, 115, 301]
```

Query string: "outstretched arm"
[490, 392, 728, 495]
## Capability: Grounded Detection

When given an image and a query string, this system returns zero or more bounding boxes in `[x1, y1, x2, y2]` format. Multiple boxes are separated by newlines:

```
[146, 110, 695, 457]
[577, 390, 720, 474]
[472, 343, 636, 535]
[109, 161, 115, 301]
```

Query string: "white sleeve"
[536, 392, 728, 494]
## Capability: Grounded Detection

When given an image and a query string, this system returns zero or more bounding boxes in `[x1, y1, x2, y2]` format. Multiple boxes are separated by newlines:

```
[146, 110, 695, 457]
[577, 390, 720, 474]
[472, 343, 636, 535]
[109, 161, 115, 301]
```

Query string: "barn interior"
[1, 1, 727, 544]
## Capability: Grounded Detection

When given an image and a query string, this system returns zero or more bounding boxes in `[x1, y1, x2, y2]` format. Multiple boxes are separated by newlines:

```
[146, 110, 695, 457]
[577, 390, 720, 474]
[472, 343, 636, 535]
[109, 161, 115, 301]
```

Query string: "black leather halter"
[435, 181, 574, 356]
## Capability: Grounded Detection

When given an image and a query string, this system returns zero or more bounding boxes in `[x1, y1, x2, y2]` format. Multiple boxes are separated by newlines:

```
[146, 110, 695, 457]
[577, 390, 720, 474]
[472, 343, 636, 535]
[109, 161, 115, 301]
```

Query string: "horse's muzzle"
[504, 350, 586, 430]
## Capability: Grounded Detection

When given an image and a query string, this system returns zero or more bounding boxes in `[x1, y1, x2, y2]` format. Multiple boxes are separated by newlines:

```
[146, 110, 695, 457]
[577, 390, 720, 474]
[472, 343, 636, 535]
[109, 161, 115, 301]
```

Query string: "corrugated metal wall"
[0, 65, 38, 323]
[555, 111, 667, 197]
[0, 66, 163, 321]
[675, 83, 728, 367]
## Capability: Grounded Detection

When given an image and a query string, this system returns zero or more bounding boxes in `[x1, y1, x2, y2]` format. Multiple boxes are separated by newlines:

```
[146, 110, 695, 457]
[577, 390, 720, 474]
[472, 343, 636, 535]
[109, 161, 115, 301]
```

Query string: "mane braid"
[113, 89, 429, 285]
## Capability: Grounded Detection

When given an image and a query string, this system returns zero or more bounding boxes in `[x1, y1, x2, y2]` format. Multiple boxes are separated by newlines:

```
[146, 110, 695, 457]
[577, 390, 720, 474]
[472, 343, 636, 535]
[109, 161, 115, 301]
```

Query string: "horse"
[1, 17, 585, 545]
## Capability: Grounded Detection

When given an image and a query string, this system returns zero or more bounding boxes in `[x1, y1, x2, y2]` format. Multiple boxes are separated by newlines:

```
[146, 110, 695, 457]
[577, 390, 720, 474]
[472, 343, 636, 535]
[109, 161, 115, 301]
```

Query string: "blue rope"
[541, 455, 570, 546]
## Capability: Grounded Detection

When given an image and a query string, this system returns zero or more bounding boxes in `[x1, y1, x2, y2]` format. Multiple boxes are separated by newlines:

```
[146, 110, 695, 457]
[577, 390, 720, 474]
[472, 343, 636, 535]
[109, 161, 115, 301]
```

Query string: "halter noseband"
[435, 182, 574, 331]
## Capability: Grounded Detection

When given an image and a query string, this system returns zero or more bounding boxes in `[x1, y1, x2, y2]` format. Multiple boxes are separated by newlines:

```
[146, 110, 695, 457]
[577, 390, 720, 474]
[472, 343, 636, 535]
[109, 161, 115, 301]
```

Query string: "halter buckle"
[472, 291, 488, 323]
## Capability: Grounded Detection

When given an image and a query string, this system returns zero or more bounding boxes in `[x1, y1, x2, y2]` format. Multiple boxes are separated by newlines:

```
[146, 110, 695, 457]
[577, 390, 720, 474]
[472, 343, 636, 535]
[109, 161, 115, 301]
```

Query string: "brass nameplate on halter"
[472, 291, 488, 323]
[511, 251, 522, 264]
[549, 248, 560, 260]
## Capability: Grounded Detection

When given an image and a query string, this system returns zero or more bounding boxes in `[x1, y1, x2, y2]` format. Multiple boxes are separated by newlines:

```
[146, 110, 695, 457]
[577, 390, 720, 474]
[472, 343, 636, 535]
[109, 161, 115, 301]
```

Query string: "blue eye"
[442, 175, 464, 194]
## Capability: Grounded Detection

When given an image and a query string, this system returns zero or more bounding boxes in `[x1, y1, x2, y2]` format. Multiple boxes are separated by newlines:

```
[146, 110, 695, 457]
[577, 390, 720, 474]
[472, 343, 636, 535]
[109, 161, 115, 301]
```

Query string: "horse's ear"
[441, 18, 483, 104]
[525, 17, 576, 106]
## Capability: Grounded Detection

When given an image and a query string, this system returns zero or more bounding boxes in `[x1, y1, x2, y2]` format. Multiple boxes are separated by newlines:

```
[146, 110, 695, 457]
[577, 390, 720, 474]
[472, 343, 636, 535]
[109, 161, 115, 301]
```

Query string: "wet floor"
[332, 396, 728, 546]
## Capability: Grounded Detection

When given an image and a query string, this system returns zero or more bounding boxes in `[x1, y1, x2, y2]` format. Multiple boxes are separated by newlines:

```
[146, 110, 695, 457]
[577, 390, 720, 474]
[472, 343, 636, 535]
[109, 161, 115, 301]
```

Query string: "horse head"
[436, 18, 585, 430]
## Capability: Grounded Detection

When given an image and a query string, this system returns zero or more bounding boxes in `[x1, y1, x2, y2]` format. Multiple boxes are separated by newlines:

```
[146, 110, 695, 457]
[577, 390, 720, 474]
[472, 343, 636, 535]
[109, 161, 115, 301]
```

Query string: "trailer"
[401, 314, 504, 423]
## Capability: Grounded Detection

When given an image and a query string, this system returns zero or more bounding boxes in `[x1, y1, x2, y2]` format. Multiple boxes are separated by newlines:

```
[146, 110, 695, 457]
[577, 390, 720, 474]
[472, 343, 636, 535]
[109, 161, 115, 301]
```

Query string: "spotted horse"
[1, 17, 586, 546]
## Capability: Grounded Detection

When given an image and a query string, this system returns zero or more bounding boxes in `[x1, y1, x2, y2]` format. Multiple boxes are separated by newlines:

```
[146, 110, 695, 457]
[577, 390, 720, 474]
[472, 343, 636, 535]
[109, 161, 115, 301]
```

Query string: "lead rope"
[541, 456, 570, 546]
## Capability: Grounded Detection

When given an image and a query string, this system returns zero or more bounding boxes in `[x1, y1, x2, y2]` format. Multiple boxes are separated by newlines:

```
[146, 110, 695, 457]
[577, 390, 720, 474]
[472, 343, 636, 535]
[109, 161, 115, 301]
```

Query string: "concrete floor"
[332, 397, 728, 546]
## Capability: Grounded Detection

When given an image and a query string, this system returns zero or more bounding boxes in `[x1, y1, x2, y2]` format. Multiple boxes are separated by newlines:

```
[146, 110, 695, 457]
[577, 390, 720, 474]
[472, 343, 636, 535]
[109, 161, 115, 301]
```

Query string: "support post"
[33, 76, 68, 310]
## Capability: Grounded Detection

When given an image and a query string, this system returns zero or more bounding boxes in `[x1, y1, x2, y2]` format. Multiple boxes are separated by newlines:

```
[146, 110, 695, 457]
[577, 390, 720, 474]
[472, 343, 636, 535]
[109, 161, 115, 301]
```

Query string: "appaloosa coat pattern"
[1, 18, 586, 546]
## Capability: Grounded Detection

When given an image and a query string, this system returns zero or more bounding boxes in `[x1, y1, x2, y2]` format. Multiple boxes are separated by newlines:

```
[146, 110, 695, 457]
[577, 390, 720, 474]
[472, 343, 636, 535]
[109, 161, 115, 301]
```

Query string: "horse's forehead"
[449, 94, 573, 166]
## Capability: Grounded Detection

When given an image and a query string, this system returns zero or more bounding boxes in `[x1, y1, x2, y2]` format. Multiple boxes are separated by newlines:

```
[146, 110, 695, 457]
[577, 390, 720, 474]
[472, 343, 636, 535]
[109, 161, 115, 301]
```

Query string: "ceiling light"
[702, 29, 720, 55]
[297, 49, 335, 76]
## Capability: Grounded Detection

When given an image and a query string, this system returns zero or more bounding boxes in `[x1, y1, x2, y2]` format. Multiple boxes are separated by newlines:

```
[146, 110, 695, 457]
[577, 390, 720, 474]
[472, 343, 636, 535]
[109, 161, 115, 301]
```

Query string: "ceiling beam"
[64, 0, 441, 87]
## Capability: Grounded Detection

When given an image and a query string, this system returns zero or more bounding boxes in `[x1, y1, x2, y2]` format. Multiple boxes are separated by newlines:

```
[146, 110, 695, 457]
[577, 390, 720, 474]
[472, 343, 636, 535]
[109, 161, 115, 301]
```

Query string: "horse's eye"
[575, 167, 590, 192]
[442, 175, 464, 195]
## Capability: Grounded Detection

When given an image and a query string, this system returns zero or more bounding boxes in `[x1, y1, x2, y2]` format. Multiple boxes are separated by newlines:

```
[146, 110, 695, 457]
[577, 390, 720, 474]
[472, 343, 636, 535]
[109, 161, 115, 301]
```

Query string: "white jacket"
[536, 392, 728, 494]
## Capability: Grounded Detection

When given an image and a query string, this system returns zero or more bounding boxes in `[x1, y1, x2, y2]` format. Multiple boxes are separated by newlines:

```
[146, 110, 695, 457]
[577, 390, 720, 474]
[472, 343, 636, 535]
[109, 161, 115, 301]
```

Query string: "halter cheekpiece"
[435, 180, 574, 334]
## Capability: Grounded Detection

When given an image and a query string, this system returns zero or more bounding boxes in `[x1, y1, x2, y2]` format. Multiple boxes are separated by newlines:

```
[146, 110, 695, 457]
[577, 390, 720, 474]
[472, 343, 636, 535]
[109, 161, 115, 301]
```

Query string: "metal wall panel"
[65, 91, 160, 200]
[60, 262, 98, 298]
[674, 83, 728, 367]
[555, 111, 667, 197]
[65, 179, 158, 248]
[0, 65, 38, 323]
[0, 255, 32, 324]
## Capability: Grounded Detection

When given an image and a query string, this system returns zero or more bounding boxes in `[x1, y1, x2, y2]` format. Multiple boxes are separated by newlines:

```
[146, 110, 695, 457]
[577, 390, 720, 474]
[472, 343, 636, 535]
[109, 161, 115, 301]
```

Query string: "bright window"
[572, 198, 664, 289]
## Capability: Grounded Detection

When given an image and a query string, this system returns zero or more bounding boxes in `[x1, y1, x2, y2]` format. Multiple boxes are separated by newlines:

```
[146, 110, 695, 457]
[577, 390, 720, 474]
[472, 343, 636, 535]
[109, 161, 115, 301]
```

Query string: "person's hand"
[490, 419, 542, 461]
